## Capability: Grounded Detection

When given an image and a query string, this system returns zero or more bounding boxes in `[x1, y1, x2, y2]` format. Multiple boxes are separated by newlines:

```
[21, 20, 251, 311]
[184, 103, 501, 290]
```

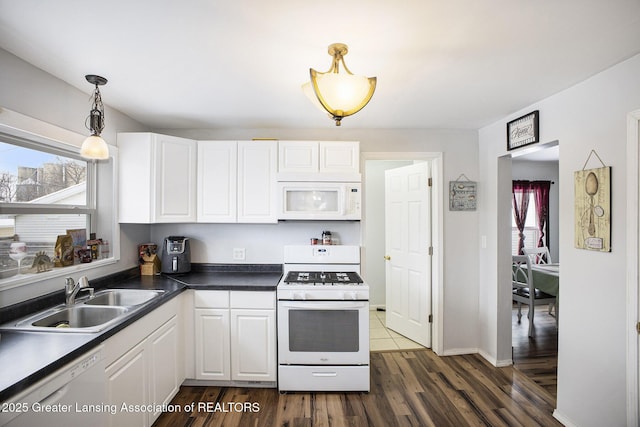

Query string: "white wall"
[511, 159, 560, 262]
[478, 53, 640, 426]
[150, 221, 361, 264]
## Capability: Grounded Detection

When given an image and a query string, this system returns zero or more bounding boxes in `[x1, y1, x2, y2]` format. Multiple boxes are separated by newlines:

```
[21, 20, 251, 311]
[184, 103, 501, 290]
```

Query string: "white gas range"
[277, 245, 370, 392]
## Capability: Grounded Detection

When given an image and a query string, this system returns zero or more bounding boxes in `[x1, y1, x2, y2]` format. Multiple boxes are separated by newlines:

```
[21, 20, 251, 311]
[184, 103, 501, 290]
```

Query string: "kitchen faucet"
[65, 276, 94, 306]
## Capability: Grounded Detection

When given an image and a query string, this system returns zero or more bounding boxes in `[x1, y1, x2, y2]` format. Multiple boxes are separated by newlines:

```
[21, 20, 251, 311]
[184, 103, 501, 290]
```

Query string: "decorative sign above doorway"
[507, 110, 539, 151]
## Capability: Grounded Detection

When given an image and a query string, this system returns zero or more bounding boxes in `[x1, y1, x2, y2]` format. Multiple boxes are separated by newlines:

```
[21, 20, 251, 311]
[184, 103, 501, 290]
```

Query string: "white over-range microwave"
[277, 182, 361, 220]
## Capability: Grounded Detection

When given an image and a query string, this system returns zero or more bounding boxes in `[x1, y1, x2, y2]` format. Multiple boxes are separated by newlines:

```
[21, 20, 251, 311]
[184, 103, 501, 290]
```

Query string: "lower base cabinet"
[194, 290, 276, 383]
[103, 298, 182, 427]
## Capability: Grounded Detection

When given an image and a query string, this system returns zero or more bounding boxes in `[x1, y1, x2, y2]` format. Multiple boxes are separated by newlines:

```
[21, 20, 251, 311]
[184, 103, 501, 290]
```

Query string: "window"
[0, 134, 98, 280]
[511, 192, 540, 255]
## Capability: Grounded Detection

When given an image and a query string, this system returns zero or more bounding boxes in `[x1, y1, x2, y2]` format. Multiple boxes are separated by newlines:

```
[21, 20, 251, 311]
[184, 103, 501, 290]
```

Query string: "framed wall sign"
[574, 152, 611, 252]
[507, 110, 539, 151]
[449, 176, 477, 211]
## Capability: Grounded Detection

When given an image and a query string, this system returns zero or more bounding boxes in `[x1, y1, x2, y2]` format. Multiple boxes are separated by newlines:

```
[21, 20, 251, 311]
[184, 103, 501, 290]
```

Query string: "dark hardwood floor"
[512, 304, 558, 398]
[153, 350, 561, 427]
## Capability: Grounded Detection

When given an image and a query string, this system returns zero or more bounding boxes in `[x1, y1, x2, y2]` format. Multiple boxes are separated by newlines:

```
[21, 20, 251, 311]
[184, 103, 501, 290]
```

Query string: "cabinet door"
[194, 308, 230, 380]
[105, 342, 147, 427]
[153, 134, 197, 222]
[278, 141, 318, 174]
[197, 141, 237, 222]
[319, 141, 360, 175]
[148, 317, 179, 424]
[230, 309, 276, 381]
[237, 141, 277, 223]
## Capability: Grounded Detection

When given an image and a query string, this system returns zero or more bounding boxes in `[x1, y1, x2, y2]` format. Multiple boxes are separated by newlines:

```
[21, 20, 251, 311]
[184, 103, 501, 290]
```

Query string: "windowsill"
[0, 258, 118, 292]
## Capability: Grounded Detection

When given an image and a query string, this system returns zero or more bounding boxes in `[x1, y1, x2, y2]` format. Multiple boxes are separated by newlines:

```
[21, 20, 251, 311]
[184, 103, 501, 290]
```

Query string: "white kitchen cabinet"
[237, 141, 278, 223]
[118, 132, 197, 223]
[278, 140, 319, 174]
[148, 318, 180, 421]
[197, 140, 277, 223]
[277, 141, 360, 180]
[194, 290, 230, 380]
[193, 290, 276, 384]
[194, 308, 231, 380]
[102, 297, 182, 427]
[197, 141, 237, 222]
[105, 342, 147, 427]
[319, 141, 360, 175]
[230, 309, 276, 381]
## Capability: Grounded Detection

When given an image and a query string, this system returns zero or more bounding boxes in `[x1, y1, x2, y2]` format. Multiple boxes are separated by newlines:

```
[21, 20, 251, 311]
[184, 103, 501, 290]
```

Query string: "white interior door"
[384, 162, 432, 347]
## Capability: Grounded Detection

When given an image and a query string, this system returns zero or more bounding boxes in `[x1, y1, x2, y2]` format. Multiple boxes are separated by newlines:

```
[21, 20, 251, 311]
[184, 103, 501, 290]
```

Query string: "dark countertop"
[0, 264, 281, 402]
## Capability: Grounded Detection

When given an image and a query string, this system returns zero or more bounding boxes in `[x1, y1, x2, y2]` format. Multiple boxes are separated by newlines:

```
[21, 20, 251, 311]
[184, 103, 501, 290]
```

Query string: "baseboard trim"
[478, 349, 512, 367]
[552, 409, 578, 427]
[441, 348, 478, 356]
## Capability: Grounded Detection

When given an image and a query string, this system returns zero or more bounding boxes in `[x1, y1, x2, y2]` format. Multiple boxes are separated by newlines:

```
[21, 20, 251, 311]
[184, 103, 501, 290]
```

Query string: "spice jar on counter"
[322, 230, 332, 245]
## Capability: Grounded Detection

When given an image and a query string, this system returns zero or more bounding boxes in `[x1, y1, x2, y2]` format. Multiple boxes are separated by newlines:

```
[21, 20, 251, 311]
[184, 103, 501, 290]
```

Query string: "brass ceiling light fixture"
[80, 74, 109, 160]
[302, 43, 376, 126]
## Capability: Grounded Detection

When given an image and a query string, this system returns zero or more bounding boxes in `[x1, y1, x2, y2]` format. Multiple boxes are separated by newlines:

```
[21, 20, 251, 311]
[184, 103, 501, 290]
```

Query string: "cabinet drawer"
[230, 291, 275, 309]
[194, 290, 229, 308]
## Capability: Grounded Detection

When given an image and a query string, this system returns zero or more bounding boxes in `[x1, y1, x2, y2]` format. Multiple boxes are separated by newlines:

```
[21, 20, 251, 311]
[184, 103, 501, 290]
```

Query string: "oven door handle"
[280, 302, 367, 310]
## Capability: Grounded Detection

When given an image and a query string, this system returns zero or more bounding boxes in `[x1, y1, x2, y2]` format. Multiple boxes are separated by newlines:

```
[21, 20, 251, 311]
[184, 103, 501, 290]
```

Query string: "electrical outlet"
[233, 248, 246, 261]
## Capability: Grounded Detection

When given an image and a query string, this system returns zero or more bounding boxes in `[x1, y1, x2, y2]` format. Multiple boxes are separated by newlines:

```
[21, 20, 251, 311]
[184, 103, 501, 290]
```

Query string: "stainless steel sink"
[29, 306, 128, 329]
[7, 305, 130, 333]
[84, 289, 164, 307]
[0, 288, 165, 333]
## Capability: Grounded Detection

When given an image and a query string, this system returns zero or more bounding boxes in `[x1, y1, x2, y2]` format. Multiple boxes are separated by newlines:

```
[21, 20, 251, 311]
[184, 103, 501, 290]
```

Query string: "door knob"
[384, 255, 391, 261]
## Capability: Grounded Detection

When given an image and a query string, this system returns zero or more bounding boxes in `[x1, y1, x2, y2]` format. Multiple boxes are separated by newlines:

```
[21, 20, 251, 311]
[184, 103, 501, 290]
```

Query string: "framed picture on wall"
[574, 166, 611, 252]
[507, 110, 539, 151]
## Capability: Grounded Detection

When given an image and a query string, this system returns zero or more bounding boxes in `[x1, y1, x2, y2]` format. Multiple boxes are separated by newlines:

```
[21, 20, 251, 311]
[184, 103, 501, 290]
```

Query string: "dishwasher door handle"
[38, 384, 71, 406]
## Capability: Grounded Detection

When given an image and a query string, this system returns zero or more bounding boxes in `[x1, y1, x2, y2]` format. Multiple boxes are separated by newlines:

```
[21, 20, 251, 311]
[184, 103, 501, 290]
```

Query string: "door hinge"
[428, 246, 433, 256]
[428, 178, 432, 187]
[428, 314, 433, 323]
[636, 322, 640, 335]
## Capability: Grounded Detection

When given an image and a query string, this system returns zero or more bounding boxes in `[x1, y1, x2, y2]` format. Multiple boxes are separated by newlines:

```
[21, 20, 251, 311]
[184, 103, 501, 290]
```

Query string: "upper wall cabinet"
[278, 141, 360, 181]
[198, 140, 277, 223]
[118, 133, 197, 223]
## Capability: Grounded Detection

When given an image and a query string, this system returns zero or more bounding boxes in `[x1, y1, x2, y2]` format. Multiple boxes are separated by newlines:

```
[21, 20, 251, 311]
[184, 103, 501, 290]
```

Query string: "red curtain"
[512, 180, 551, 254]
[512, 181, 531, 255]
[530, 181, 551, 248]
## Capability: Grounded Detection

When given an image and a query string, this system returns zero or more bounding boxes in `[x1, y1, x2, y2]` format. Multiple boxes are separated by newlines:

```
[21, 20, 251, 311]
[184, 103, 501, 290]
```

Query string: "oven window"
[289, 310, 359, 352]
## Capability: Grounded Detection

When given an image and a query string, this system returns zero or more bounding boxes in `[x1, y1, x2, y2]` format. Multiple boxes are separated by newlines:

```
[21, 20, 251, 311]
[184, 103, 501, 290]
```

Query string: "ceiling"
[1, 0, 639, 130]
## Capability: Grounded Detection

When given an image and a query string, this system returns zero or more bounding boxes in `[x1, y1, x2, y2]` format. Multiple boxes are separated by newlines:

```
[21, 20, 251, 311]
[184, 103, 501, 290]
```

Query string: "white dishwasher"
[0, 347, 107, 427]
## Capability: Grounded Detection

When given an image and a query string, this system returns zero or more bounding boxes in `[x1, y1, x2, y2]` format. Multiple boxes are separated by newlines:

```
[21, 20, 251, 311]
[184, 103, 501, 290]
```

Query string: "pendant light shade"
[302, 43, 376, 126]
[81, 74, 109, 160]
[80, 135, 109, 159]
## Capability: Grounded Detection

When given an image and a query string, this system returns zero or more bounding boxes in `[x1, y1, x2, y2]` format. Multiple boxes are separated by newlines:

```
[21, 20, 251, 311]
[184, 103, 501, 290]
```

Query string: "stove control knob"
[348, 291, 358, 300]
[293, 292, 306, 300]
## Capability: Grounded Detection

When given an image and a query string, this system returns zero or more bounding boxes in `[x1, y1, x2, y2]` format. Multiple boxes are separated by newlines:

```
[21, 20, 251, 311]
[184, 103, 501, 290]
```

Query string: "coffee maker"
[161, 236, 191, 274]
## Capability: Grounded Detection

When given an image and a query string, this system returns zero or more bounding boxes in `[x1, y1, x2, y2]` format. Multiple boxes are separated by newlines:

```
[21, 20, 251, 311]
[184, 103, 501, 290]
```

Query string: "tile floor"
[369, 309, 425, 351]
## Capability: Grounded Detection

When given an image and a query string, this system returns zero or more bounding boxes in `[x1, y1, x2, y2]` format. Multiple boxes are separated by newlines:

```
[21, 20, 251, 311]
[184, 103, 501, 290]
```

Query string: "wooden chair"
[522, 246, 556, 315]
[512, 255, 557, 337]
[523, 246, 551, 264]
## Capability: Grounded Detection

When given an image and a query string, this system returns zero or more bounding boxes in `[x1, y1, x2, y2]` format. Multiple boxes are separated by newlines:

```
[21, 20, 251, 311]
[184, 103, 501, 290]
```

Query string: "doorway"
[361, 152, 443, 354]
[508, 142, 560, 397]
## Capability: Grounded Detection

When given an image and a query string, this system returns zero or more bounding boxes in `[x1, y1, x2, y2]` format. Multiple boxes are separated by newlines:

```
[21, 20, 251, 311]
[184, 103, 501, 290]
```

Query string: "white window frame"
[0, 110, 119, 291]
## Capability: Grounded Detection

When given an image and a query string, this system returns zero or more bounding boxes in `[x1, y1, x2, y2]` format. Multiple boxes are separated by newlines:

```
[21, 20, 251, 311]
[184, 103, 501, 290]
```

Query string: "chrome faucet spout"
[65, 276, 92, 306]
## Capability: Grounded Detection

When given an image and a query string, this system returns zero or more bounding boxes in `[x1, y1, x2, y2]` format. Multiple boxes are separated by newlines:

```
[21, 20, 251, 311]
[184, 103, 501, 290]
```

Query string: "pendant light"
[80, 74, 109, 160]
[302, 43, 376, 126]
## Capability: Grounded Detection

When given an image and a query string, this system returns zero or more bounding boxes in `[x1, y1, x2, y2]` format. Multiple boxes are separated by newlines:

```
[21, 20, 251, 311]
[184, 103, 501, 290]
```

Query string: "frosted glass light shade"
[80, 135, 109, 160]
[302, 43, 376, 126]
[313, 72, 374, 114]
